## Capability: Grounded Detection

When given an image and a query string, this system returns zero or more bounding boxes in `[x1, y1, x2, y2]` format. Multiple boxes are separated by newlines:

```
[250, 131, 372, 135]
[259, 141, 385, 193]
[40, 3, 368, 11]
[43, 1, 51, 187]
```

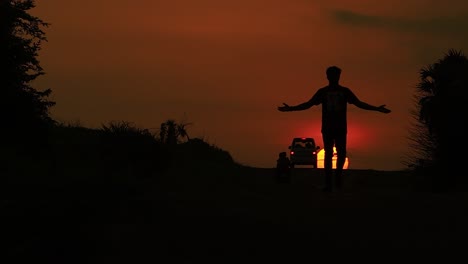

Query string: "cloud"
[331, 9, 468, 36]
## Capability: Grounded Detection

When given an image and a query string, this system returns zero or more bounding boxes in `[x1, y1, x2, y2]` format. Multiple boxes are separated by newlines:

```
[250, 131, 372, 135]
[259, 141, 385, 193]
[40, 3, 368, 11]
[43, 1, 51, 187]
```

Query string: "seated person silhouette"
[276, 151, 291, 183]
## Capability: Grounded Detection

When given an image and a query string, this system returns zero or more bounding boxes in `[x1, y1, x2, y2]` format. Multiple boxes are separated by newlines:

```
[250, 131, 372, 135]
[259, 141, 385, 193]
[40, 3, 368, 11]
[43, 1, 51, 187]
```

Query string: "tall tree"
[407, 49, 468, 190]
[0, 0, 55, 144]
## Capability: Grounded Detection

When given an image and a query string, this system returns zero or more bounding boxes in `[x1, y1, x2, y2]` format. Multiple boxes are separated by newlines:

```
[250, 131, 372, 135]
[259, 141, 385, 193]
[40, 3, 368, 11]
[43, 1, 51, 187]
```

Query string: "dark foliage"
[99, 121, 170, 180]
[158, 119, 192, 145]
[406, 49, 468, 191]
[0, 0, 55, 147]
[174, 137, 236, 168]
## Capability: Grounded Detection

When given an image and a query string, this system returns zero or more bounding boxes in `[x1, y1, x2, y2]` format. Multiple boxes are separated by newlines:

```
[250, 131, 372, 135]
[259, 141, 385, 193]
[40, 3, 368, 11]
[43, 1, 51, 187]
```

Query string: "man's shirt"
[309, 85, 359, 134]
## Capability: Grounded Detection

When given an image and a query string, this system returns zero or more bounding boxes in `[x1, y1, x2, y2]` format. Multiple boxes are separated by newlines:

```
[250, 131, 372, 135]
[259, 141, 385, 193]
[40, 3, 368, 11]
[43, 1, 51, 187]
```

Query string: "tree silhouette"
[0, 0, 55, 144]
[407, 49, 468, 190]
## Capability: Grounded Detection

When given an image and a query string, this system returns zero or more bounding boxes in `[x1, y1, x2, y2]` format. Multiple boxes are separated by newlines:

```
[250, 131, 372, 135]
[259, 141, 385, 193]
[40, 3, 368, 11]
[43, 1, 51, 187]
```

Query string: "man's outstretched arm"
[353, 100, 391, 113]
[278, 90, 321, 112]
[278, 101, 315, 112]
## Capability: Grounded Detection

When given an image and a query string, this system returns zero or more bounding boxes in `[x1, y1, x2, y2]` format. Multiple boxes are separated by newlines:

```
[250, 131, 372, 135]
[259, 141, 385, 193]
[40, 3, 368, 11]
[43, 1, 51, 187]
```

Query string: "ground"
[120, 168, 468, 262]
[5, 167, 468, 263]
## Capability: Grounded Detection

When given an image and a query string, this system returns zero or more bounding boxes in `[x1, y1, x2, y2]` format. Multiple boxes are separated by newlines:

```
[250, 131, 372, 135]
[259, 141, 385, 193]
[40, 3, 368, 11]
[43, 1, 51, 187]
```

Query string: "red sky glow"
[31, 0, 468, 170]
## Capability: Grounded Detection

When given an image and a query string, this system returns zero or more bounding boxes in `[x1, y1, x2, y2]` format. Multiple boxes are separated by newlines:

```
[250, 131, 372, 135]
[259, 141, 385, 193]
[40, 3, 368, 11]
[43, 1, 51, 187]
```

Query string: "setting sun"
[317, 147, 349, 169]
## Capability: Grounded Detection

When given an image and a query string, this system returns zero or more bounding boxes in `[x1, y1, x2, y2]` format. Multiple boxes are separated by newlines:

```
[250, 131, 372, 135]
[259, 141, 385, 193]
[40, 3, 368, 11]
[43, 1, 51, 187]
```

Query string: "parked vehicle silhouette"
[288, 137, 320, 168]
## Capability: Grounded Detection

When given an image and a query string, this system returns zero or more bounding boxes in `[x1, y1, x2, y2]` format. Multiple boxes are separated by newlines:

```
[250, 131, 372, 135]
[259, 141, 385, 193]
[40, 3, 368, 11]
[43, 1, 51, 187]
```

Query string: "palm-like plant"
[176, 121, 192, 142]
[418, 49, 468, 133]
[408, 49, 468, 190]
[159, 119, 192, 145]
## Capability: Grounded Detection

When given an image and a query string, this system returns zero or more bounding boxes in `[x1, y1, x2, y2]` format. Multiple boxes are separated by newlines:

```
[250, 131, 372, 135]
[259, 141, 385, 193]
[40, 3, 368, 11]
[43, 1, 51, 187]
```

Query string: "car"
[288, 137, 320, 168]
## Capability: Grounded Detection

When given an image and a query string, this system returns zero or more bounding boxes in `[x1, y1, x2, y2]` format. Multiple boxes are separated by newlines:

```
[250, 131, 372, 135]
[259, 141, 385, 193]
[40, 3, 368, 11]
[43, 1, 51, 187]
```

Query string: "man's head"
[326, 66, 341, 83]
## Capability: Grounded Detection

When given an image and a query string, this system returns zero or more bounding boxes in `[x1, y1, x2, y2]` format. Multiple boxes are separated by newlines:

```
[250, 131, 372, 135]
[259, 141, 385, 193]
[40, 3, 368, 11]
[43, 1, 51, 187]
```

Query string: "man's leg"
[334, 133, 347, 190]
[322, 133, 334, 191]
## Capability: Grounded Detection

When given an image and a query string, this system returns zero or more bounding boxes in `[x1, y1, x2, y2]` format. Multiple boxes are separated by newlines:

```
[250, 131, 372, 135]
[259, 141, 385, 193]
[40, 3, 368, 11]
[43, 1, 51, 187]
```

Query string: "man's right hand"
[378, 105, 391, 113]
[278, 103, 291, 112]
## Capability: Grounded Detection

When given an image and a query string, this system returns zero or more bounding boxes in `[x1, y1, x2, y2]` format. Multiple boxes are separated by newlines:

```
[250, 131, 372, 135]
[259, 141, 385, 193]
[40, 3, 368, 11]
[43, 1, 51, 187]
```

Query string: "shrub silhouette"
[174, 137, 236, 168]
[407, 49, 468, 191]
[99, 121, 170, 180]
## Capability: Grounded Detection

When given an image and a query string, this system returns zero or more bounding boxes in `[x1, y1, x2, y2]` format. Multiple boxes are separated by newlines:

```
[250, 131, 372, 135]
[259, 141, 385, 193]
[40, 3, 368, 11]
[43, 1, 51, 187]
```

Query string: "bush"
[99, 121, 170, 180]
[172, 138, 235, 168]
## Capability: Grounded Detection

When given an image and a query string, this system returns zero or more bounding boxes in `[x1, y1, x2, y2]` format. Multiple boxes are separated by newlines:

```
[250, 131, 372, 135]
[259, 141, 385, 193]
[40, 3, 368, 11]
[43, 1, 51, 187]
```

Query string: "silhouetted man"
[277, 66, 391, 192]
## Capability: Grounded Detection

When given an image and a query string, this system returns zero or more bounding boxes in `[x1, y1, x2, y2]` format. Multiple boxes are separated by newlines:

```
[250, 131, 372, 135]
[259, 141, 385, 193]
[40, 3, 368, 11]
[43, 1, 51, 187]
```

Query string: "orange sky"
[31, 0, 468, 170]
